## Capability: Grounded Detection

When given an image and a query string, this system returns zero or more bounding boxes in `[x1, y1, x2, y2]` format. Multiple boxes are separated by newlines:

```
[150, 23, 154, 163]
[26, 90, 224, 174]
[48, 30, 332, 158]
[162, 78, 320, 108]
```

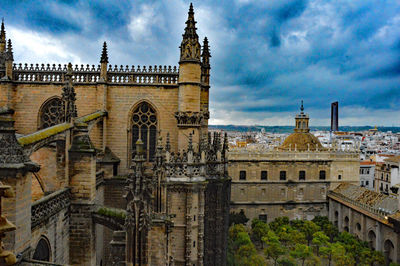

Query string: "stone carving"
[125, 139, 154, 265]
[174, 111, 203, 127]
[31, 188, 70, 229]
[180, 3, 201, 62]
[61, 63, 78, 123]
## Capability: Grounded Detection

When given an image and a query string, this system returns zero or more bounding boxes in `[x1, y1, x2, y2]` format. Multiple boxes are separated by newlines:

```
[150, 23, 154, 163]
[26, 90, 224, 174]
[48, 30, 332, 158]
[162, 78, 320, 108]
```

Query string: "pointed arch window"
[131, 102, 157, 161]
[33, 237, 51, 261]
[39, 97, 64, 129]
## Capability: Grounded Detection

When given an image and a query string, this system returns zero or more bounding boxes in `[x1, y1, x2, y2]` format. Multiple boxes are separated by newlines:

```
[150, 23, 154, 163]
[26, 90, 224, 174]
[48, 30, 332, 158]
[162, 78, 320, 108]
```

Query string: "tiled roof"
[333, 183, 398, 214]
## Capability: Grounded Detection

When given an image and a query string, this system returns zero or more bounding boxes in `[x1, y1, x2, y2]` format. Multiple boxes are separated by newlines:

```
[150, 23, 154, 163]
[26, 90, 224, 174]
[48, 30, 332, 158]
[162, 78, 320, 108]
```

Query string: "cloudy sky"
[1, 0, 400, 126]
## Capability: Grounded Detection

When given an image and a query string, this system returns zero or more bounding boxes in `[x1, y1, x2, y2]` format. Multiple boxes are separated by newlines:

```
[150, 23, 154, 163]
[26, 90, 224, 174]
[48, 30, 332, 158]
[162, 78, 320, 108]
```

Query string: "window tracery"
[131, 102, 157, 161]
[39, 97, 64, 129]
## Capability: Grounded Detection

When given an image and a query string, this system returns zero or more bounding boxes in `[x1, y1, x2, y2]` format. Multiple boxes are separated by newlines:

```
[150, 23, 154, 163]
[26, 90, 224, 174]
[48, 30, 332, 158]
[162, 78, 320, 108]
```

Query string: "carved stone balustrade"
[31, 188, 70, 229]
[12, 63, 179, 85]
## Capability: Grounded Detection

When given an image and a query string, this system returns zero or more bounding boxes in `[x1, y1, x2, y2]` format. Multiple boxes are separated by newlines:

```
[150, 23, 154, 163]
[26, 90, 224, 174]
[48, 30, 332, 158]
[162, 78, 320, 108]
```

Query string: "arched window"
[39, 97, 64, 129]
[131, 102, 157, 161]
[33, 237, 51, 261]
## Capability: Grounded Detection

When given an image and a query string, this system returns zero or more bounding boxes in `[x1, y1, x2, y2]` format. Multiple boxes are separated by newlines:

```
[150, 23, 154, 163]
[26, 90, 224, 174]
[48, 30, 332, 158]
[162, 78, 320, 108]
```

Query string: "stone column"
[68, 122, 97, 265]
[376, 222, 382, 252]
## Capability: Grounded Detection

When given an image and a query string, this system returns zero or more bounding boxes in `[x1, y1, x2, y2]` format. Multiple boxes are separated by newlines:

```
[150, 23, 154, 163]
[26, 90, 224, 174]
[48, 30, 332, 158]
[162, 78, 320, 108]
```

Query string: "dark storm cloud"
[1, 0, 400, 125]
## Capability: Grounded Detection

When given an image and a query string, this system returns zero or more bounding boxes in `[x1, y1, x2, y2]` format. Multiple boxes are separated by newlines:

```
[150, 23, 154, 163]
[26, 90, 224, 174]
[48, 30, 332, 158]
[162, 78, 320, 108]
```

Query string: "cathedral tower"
[177, 3, 203, 151]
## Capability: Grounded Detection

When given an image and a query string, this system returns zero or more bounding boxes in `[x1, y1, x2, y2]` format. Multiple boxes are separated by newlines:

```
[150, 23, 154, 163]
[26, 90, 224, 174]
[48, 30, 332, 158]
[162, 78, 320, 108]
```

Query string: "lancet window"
[131, 102, 157, 161]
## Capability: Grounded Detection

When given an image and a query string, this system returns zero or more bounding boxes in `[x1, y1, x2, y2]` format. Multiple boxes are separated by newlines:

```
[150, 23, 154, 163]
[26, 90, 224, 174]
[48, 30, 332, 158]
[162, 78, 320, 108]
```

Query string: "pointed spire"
[180, 3, 201, 62]
[184, 3, 197, 39]
[202, 37, 211, 66]
[100, 41, 108, 63]
[5, 39, 13, 61]
[0, 18, 5, 42]
[223, 132, 228, 152]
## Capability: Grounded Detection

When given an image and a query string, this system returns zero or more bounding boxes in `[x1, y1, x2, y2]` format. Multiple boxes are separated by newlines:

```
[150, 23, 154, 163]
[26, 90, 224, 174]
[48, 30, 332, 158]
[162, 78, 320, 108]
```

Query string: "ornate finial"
[100, 41, 108, 63]
[180, 3, 200, 62]
[135, 139, 144, 156]
[157, 130, 163, 147]
[188, 133, 193, 151]
[0, 18, 5, 42]
[5, 39, 12, 61]
[166, 132, 171, 152]
[223, 132, 228, 152]
[300, 100, 304, 113]
[202, 37, 211, 67]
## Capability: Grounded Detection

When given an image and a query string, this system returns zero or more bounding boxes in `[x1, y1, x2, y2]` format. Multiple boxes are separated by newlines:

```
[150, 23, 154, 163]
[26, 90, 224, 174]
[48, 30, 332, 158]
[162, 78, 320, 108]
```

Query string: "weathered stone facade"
[328, 183, 400, 264]
[229, 107, 359, 222]
[0, 5, 231, 265]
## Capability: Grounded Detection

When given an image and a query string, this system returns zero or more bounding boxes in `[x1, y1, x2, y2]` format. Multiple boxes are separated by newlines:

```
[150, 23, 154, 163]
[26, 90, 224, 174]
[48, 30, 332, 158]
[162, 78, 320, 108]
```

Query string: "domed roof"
[279, 132, 324, 151]
[279, 101, 325, 151]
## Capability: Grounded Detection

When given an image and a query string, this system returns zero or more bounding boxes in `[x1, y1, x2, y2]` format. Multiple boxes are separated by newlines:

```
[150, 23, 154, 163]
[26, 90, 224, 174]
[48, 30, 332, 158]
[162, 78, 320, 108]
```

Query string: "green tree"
[299, 220, 320, 246]
[229, 210, 249, 226]
[277, 257, 296, 266]
[320, 243, 333, 266]
[336, 231, 368, 265]
[359, 249, 385, 266]
[311, 231, 329, 256]
[269, 217, 290, 232]
[263, 230, 286, 266]
[312, 216, 339, 242]
[251, 218, 270, 246]
[277, 225, 306, 249]
[290, 243, 312, 266]
[331, 242, 355, 266]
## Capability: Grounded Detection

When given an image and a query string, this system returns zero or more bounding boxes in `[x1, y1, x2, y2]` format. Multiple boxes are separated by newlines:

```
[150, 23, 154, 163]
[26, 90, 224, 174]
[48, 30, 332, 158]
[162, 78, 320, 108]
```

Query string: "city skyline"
[1, 0, 400, 126]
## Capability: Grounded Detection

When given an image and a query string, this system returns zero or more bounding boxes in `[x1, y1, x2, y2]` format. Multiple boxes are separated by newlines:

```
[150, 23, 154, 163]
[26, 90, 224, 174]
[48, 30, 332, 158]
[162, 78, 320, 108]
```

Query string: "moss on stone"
[76, 110, 107, 123]
[17, 123, 73, 146]
[97, 207, 126, 220]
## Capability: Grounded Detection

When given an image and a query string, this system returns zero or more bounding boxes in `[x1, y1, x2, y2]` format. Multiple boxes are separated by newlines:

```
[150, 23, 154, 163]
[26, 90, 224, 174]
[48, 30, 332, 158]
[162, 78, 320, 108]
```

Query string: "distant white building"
[360, 161, 375, 190]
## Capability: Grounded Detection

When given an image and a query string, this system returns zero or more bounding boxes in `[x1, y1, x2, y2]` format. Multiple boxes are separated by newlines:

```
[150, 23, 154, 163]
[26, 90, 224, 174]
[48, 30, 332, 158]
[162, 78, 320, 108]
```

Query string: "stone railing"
[328, 190, 392, 219]
[31, 188, 70, 229]
[12, 63, 179, 85]
[13, 63, 100, 83]
[107, 65, 178, 85]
